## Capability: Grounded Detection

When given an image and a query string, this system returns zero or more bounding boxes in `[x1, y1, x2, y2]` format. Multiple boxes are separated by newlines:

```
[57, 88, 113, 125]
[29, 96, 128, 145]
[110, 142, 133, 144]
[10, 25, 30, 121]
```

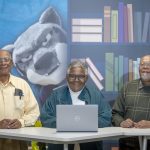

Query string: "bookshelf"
[68, 0, 150, 102]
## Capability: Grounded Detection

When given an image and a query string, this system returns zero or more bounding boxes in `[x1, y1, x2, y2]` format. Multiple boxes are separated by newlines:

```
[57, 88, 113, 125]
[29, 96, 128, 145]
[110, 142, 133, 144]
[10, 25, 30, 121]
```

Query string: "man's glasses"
[68, 74, 86, 81]
[140, 62, 150, 68]
[0, 57, 11, 63]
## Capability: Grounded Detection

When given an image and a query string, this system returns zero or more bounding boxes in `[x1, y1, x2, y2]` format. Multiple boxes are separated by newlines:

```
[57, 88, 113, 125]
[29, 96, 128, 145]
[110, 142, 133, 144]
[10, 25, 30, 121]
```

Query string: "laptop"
[56, 105, 98, 132]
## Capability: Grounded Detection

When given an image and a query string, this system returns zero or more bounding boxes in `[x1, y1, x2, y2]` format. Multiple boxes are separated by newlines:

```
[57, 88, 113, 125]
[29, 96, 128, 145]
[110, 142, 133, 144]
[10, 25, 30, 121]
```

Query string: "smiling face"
[67, 66, 88, 92]
[0, 50, 12, 77]
[139, 55, 150, 86]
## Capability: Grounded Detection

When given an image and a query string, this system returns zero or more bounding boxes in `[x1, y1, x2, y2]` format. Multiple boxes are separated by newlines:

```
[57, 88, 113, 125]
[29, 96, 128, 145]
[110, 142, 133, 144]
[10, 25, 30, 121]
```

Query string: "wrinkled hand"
[0, 119, 11, 129]
[134, 120, 150, 128]
[7, 119, 22, 129]
[120, 118, 135, 128]
[0, 119, 22, 129]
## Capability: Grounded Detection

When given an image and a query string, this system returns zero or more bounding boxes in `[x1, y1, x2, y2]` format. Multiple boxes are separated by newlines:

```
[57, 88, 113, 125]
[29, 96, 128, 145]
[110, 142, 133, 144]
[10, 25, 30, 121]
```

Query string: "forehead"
[141, 55, 150, 63]
[0, 51, 11, 57]
[69, 66, 85, 74]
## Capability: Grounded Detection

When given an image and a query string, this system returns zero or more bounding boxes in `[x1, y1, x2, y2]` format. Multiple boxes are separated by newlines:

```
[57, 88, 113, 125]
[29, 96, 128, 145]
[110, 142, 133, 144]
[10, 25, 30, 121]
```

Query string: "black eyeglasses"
[68, 74, 86, 81]
[0, 57, 11, 63]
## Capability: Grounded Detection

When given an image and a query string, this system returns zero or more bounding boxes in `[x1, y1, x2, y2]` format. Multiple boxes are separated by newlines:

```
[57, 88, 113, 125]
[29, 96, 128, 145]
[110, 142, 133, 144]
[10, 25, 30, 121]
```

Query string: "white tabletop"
[0, 127, 123, 144]
[0, 127, 150, 144]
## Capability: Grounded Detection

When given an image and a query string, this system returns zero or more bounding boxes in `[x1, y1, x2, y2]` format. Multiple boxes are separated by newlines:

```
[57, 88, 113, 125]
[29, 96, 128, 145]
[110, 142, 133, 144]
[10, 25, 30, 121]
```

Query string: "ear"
[39, 7, 61, 25]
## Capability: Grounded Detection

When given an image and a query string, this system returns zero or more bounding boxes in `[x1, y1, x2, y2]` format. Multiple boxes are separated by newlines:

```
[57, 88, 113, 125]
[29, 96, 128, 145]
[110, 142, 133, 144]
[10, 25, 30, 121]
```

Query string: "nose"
[74, 76, 80, 81]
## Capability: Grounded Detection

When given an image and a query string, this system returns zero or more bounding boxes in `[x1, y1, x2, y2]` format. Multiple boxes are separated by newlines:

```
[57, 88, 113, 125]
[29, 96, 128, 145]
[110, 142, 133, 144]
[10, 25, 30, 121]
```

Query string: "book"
[104, 6, 111, 42]
[129, 59, 133, 81]
[124, 5, 129, 43]
[72, 18, 102, 25]
[118, 2, 124, 43]
[118, 55, 124, 91]
[142, 12, 150, 42]
[105, 53, 114, 91]
[127, 4, 134, 42]
[134, 12, 142, 43]
[72, 25, 102, 33]
[72, 33, 102, 42]
[123, 57, 129, 84]
[114, 57, 119, 92]
[111, 10, 118, 43]
[86, 57, 103, 81]
[88, 67, 104, 91]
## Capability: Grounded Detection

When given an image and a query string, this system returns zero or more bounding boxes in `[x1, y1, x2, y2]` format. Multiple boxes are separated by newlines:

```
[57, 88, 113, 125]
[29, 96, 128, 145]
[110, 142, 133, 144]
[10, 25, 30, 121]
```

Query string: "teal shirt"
[40, 84, 112, 128]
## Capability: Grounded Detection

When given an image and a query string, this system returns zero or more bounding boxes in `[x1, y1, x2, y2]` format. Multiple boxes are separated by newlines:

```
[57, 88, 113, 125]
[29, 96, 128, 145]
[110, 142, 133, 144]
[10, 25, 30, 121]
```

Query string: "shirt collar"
[8, 74, 18, 87]
[139, 79, 145, 89]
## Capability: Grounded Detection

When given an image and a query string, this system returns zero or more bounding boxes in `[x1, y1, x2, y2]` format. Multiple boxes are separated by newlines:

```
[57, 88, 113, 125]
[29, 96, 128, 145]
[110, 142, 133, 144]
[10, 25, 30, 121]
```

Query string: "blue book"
[118, 2, 124, 43]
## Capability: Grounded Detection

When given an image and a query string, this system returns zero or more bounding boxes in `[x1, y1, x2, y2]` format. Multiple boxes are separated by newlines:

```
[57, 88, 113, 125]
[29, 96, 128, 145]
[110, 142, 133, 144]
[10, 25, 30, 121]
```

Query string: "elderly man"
[0, 49, 40, 150]
[40, 60, 112, 150]
[112, 55, 150, 150]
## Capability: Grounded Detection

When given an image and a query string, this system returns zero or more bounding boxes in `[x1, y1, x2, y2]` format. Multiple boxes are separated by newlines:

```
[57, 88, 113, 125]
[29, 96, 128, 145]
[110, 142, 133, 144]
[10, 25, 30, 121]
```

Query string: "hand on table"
[120, 118, 135, 128]
[0, 119, 22, 129]
[134, 120, 150, 128]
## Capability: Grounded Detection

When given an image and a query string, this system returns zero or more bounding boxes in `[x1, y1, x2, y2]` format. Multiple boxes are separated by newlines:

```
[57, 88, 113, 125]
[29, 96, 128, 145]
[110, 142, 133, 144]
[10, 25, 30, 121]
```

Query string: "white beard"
[141, 73, 150, 81]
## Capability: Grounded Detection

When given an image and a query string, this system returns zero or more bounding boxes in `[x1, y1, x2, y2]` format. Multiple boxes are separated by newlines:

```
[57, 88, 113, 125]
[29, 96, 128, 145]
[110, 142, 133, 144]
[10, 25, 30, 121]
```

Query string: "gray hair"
[0, 49, 12, 59]
[67, 60, 88, 75]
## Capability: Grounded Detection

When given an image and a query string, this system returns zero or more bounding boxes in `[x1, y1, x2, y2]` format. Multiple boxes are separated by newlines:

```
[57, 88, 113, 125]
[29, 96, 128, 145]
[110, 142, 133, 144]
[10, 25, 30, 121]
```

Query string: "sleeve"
[40, 92, 57, 128]
[19, 83, 40, 127]
[112, 85, 126, 127]
[91, 86, 112, 128]
[97, 92, 112, 128]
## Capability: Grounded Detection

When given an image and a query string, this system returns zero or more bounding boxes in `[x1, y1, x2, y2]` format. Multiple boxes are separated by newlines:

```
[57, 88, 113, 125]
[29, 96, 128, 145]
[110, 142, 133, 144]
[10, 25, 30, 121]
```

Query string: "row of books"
[104, 3, 150, 43]
[105, 53, 140, 92]
[71, 3, 150, 43]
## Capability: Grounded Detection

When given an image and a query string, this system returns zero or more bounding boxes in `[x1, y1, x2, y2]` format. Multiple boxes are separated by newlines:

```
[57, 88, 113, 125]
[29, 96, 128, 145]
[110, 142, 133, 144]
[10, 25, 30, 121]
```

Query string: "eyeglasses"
[0, 57, 11, 63]
[68, 74, 86, 81]
[140, 62, 150, 68]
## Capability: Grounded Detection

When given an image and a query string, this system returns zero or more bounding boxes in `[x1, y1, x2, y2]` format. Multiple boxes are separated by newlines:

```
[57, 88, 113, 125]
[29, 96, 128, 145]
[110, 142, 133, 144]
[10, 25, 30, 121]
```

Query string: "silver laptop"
[56, 105, 98, 132]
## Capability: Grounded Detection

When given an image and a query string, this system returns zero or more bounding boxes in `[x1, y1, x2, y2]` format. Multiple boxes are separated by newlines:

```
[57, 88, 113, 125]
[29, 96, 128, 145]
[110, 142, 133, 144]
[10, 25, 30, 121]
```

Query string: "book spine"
[127, 4, 134, 43]
[105, 53, 114, 91]
[134, 12, 142, 43]
[111, 10, 118, 43]
[142, 12, 150, 42]
[114, 57, 119, 92]
[86, 57, 103, 81]
[72, 18, 102, 25]
[118, 2, 124, 43]
[104, 6, 111, 42]
[124, 5, 129, 43]
[118, 55, 124, 91]
[88, 67, 104, 90]
[72, 33, 102, 42]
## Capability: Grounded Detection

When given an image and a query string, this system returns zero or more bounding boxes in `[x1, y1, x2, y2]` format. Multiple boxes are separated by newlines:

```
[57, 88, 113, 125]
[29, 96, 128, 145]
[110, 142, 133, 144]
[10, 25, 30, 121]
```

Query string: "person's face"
[67, 66, 88, 92]
[0, 51, 12, 76]
[139, 55, 150, 84]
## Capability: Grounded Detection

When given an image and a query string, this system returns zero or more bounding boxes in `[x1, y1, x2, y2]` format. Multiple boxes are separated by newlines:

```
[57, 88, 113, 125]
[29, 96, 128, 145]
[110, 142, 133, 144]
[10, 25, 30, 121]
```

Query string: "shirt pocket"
[14, 96, 24, 110]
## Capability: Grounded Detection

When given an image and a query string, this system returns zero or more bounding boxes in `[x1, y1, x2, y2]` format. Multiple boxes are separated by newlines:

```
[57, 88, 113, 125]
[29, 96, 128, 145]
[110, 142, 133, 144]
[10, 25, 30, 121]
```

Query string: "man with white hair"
[41, 60, 112, 150]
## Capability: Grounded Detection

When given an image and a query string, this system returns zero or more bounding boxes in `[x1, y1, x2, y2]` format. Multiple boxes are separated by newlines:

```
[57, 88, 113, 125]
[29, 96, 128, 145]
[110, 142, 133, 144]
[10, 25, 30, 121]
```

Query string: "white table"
[0, 127, 149, 150]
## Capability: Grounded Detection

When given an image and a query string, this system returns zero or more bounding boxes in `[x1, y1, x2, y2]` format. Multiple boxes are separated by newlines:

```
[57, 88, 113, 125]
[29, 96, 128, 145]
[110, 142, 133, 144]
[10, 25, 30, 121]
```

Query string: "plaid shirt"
[112, 79, 150, 126]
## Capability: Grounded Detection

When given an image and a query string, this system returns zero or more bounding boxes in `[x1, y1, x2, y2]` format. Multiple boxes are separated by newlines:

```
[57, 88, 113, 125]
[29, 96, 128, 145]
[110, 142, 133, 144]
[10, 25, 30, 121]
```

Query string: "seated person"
[112, 55, 150, 150]
[40, 60, 112, 150]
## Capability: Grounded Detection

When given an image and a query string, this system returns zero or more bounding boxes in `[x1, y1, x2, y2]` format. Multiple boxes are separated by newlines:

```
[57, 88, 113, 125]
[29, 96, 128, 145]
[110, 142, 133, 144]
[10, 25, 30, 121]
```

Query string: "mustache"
[141, 73, 150, 80]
